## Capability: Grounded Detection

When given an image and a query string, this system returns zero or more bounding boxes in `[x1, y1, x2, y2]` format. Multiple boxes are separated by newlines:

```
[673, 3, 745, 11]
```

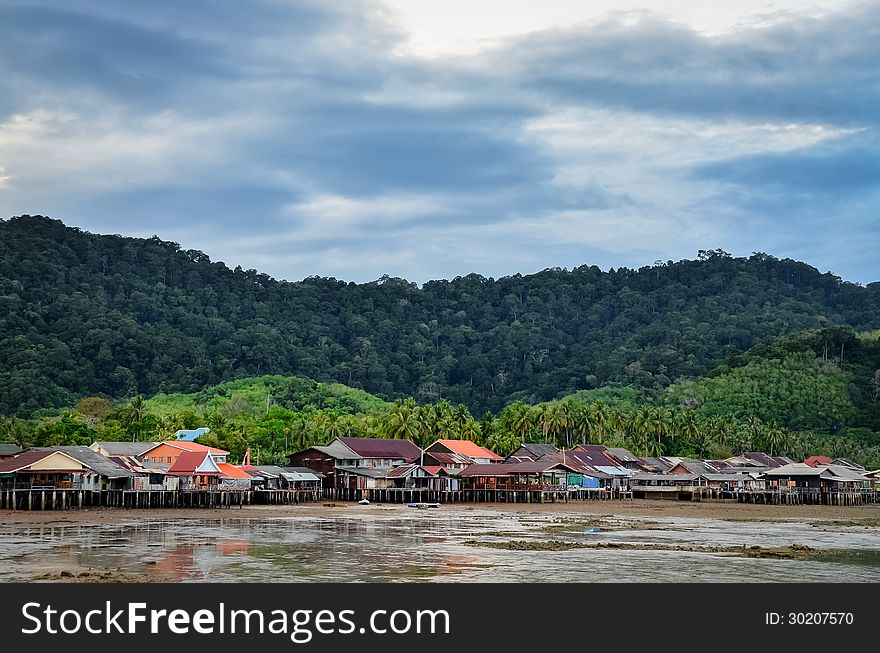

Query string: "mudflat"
[3, 499, 880, 524]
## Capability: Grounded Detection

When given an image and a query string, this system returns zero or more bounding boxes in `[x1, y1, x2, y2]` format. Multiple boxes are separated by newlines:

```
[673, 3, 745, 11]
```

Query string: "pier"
[324, 486, 634, 503]
[0, 487, 320, 511]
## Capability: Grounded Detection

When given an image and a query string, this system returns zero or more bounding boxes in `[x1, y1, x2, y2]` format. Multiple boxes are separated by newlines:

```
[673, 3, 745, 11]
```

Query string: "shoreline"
[3, 499, 880, 524]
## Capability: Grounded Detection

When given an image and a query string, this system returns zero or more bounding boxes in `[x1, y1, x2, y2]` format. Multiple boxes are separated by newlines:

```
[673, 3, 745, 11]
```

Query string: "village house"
[288, 436, 423, 488]
[426, 439, 504, 465]
[553, 445, 632, 487]
[89, 441, 156, 459]
[167, 450, 223, 490]
[458, 460, 598, 492]
[803, 455, 833, 468]
[762, 463, 871, 493]
[505, 443, 560, 463]
[217, 462, 254, 490]
[140, 440, 229, 467]
[0, 446, 135, 490]
[421, 450, 474, 471]
[109, 455, 179, 491]
[384, 464, 460, 492]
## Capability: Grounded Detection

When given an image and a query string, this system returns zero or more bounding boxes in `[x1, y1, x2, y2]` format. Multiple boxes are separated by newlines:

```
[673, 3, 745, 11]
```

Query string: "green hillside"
[2, 215, 879, 417]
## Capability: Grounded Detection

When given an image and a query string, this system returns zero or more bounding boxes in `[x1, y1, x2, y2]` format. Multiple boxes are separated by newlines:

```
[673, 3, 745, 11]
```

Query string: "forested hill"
[2, 214, 879, 417]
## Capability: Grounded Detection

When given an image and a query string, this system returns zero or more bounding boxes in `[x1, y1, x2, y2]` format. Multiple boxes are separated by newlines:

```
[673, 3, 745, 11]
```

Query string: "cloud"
[0, 0, 878, 285]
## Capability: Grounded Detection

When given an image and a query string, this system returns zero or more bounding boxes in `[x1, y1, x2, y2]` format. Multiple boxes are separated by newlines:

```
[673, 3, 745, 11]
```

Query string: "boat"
[406, 502, 440, 509]
[358, 499, 370, 505]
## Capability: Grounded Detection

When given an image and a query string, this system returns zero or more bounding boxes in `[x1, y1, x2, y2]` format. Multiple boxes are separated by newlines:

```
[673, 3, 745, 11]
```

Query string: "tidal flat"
[1, 502, 879, 583]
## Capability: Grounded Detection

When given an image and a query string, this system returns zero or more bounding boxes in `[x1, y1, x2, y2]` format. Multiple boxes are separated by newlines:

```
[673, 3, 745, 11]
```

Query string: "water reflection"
[1, 511, 878, 583]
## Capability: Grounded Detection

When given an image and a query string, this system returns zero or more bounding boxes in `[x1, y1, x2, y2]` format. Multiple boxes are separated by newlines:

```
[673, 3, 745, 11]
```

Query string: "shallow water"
[1, 509, 879, 582]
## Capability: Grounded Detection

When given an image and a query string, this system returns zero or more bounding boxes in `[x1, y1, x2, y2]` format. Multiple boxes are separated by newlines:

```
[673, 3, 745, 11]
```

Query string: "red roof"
[804, 455, 833, 468]
[167, 451, 220, 475]
[145, 441, 228, 456]
[430, 439, 503, 461]
[0, 450, 70, 473]
[422, 466, 444, 476]
[217, 463, 253, 479]
[338, 437, 422, 462]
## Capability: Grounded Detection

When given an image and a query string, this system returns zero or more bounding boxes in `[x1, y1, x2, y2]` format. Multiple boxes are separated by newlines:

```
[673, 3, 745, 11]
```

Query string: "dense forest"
[2, 327, 878, 468]
[2, 215, 878, 420]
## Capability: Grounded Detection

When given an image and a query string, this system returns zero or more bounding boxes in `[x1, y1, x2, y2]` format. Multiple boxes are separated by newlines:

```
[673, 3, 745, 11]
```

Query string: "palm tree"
[380, 398, 421, 444]
[123, 396, 148, 441]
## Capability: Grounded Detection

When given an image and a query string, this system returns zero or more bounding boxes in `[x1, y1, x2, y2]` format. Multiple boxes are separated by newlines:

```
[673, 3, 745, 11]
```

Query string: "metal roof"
[338, 437, 423, 461]
[517, 443, 561, 458]
[762, 463, 826, 477]
[458, 461, 601, 477]
[423, 451, 473, 466]
[428, 439, 504, 461]
[91, 441, 156, 457]
[606, 447, 639, 463]
[0, 444, 24, 456]
[280, 471, 320, 482]
[631, 473, 700, 482]
[334, 466, 393, 478]
[283, 466, 326, 479]
[34, 446, 136, 478]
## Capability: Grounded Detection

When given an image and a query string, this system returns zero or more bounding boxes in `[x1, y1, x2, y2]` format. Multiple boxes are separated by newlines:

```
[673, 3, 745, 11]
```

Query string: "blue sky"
[0, 0, 877, 284]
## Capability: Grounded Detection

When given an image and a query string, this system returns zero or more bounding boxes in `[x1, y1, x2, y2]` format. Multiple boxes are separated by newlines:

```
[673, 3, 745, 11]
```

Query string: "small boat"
[406, 502, 440, 509]
[358, 499, 370, 505]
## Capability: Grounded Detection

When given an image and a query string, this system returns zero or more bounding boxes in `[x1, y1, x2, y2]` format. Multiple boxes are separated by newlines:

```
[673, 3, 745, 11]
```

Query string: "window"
[167, 456, 172, 464]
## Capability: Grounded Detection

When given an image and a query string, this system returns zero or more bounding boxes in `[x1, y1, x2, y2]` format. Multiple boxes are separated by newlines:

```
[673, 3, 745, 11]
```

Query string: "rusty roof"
[0, 449, 62, 473]
[338, 437, 422, 462]
[423, 451, 473, 466]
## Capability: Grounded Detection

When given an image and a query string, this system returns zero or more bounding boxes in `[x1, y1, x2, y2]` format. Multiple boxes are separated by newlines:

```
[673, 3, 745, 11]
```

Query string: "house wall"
[288, 450, 337, 487]
[143, 444, 227, 467]
[28, 452, 84, 472]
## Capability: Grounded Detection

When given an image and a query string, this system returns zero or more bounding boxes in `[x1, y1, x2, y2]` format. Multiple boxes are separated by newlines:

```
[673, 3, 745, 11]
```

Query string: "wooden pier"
[631, 485, 880, 505]
[325, 487, 633, 503]
[0, 487, 320, 511]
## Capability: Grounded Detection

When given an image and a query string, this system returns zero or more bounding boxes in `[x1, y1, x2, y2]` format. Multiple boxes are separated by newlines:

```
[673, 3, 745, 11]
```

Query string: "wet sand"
[3, 500, 880, 583]
[3, 499, 880, 525]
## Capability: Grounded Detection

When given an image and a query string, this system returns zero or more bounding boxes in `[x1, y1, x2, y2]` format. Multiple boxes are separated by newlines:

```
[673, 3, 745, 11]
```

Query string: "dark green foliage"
[2, 215, 878, 417]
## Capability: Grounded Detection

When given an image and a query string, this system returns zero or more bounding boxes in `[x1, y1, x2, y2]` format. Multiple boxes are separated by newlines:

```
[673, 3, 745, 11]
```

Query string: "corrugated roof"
[803, 455, 833, 468]
[338, 437, 423, 462]
[168, 451, 221, 475]
[91, 441, 156, 457]
[423, 451, 473, 466]
[0, 449, 64, 473]
[518, 443, 560, 457]
[280, 471, 320, 482]
[283, 466, 326, 479]
[762, 463, 825, 477]
[606, 447, 639, 463]
[217, 463, 254, 480]
[459, 461, 596, 477]
[143, 440, 228, 456]
[34, 446, 136, 478]
[631, 473, 700, 482]
[0, 444, 24, 456]
[429, 439, 504, 461]
[334, 466, 393, 478]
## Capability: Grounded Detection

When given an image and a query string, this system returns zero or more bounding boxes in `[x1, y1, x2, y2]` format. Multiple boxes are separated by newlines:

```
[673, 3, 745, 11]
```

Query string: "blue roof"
[174, 427, 211, 441]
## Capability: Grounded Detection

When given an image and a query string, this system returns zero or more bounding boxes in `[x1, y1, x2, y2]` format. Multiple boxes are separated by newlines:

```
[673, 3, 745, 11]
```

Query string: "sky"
[0, 0, 878, 284]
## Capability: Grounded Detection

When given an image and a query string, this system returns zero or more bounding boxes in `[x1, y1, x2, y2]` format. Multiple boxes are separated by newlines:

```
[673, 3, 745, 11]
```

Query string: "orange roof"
[217, 463, 253, 479]
[149, 440, 228, 456]
[433, 439, 503, 461]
